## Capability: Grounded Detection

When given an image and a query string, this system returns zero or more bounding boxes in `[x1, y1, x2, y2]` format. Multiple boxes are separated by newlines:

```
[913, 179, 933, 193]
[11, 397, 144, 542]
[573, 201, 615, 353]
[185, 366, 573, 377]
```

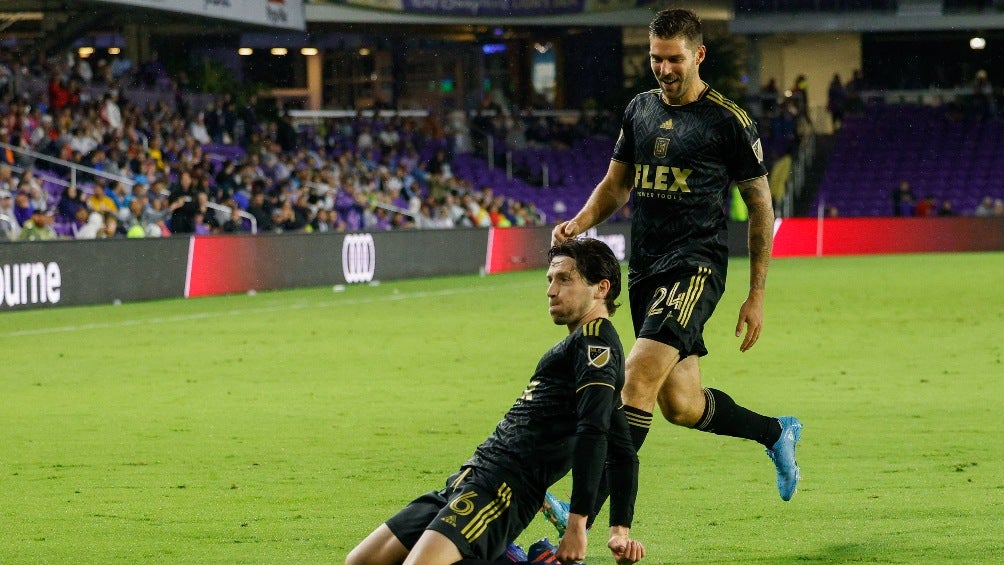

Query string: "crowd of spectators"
[0, 48, 555, 242]
[3, 48, 1003, 242]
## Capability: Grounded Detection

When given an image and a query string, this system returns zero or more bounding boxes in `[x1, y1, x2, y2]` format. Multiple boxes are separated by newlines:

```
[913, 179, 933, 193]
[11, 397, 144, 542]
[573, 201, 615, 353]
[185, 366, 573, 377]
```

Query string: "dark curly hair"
[547, 238, 622, 315]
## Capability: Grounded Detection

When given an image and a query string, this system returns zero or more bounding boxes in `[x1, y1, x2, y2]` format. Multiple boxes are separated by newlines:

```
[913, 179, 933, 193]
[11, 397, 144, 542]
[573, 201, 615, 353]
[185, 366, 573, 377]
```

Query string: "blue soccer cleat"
[766, 416, 802, 501]
[527, 538, 560, 564]
[502, 542, 528, 562]
[540, 492, 569, 537]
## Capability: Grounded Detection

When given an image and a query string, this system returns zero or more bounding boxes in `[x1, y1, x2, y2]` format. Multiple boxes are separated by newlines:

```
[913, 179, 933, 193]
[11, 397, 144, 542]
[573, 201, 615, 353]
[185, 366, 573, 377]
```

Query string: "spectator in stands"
[246, 191, 274, 233]
[47, 74, 71, 112]
[0, 189, 19, 239]
[791, 74, 810, 124]
[189, 112, 211, 145]
[0, 163, 18, 194]
[937, 199, 955, 217]
[19, 208, 56, 241]
[993, 198, 1004, 217]
[892, 180, 915, 217]
[74, 209, 104, 239]
[974, 196, 995, 217]
[761, 78, 779, 116]
[826, 73, 847, 132]
[100, 91, 122, 134]
[914, 194, 937, 217]
[222, 205, 248, 233]
[12, 189, 34, 226]
[55, 184, 85, 220]
[21, 170, 47, 212]
[168, 171, 198, 233]
[845, 69, 866, 115]
[87, 181, 118, 214]
[98, 212, 121, 238]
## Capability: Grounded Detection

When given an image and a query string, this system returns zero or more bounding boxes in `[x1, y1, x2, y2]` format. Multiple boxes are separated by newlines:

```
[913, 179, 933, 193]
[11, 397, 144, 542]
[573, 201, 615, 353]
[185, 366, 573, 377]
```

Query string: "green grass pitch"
[1, 252, 1002, 564]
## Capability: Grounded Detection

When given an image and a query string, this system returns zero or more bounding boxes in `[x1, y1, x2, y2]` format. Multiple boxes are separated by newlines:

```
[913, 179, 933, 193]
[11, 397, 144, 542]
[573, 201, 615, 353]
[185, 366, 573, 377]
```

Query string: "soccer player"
[551, 8, 802, 509]
[345, 238, 645, 565]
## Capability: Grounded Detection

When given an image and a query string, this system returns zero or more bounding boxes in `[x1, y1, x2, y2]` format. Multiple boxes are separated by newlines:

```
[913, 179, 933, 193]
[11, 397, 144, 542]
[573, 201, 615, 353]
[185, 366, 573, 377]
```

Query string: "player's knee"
[657, 390, 703, 427]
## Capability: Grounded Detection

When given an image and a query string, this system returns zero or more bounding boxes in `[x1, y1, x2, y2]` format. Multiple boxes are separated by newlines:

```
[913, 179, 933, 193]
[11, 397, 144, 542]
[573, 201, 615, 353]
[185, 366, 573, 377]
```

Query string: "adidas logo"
[441, 515, 457, 526]
[659, 119, 673, 129]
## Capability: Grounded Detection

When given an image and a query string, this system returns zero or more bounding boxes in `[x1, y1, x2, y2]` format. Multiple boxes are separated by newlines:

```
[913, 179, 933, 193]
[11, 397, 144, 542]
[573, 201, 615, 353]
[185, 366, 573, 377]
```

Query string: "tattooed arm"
[736, 175, 774, 352]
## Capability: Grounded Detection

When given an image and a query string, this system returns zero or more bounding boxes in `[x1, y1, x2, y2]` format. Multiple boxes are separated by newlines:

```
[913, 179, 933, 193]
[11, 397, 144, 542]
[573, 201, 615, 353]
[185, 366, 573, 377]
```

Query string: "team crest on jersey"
[752, 138, 763, 163]
[587, 345, 611, 368]
[654, 137, 670, 158]
[659, 119, 673, 130]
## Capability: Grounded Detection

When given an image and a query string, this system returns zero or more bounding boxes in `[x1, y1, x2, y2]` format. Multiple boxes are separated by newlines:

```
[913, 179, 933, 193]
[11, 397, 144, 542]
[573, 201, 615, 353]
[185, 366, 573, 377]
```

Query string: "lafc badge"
[654, 137, 669, 158]
[587, 345, 611, 368]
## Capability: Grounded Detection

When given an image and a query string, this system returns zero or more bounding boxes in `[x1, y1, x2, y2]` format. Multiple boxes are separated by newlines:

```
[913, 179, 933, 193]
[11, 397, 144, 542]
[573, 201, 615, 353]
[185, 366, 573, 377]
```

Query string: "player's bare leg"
[402, 530, 463, 565]
[622, 337, 682, 413]
[345, 524, 409, 565]
[655, 354, 705, 427]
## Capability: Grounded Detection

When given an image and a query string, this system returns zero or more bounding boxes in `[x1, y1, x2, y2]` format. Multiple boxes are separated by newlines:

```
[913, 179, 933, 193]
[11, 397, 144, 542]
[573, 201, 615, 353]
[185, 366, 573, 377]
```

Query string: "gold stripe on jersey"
[449, 467, 471, 489]
[707, 90, 752, 128]
[460, 483, 512, 542]
[576, 381, 616, 394]
[582, 319, 604, 337]
[678, 267, 711, 328]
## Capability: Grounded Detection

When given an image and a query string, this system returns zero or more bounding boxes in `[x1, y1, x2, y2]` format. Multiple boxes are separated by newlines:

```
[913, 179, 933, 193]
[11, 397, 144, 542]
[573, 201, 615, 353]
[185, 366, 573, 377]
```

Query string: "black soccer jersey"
[464, 317, 636, 525]
[612, 87, 768, 287]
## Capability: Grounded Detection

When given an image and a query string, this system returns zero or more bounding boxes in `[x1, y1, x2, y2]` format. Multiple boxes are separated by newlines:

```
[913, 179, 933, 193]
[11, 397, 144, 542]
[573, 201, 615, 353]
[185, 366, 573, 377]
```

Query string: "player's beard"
[657, 69, 696, 104]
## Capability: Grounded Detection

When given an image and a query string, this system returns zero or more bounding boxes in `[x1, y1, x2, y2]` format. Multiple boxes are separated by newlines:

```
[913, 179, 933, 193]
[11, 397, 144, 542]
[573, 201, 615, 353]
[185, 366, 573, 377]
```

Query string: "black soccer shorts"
[384, 466, 538, 560]
[629, 265, 725, 358]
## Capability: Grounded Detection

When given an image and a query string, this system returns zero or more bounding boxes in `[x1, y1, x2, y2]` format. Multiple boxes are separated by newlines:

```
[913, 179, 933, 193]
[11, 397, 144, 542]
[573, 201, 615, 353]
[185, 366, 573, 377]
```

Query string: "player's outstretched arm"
[608, 526, 645, 564]
[551, 160, 634, 245]
[736, 175, 773, 352]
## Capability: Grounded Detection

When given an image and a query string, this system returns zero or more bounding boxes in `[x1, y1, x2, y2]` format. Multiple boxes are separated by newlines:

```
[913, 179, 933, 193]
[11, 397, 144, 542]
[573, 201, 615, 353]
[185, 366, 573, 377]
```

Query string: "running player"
[551, 8, 802, 516]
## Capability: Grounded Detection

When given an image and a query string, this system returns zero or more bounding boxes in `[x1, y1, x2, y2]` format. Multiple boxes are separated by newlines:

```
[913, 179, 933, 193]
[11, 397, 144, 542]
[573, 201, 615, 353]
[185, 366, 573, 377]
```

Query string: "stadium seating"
[812, 103, 1004, 216]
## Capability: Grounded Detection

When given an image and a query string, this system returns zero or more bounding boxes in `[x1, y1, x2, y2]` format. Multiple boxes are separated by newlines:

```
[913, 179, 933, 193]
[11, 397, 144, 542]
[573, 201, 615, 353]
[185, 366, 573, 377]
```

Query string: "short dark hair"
[649, 8, 703, 47]
[548, 238, 622, 315]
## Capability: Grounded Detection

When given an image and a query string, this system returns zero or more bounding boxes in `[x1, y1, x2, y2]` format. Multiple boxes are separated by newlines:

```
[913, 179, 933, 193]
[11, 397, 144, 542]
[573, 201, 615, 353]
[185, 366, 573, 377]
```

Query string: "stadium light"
[359, 47, 371, 56]
[78, 47, 95, 58]
[108, 47, 121, 55]
[238, 47, 253, 56]
[301, 47, 318, 56]
[271, 47, 288, 56]
[970, 36, 987, 50]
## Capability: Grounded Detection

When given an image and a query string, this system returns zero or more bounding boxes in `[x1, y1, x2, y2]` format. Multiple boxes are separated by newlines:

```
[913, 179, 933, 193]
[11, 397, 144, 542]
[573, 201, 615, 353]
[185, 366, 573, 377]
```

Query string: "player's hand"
[551, 220, 579, 246]
[736, 288, 765, 352]
[555, 526, 588, 564]
[608, 531, 645, 564]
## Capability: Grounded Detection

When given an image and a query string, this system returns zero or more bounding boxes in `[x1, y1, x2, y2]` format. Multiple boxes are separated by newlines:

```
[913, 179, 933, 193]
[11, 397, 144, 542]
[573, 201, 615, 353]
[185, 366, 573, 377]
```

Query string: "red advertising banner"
[773, 217, 1004, 257]
[185, 235, 267, 298]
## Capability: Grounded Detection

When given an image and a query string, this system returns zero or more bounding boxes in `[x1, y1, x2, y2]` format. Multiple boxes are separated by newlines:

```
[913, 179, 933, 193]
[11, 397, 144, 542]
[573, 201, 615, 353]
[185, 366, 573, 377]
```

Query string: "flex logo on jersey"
[587, 345, 611, 368]
[634, 164, 692, 192]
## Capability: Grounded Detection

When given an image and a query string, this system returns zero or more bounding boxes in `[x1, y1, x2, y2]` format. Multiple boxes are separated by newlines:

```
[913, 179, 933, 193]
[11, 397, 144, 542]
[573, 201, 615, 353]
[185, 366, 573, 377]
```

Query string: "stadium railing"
[0, 141, 136, 193]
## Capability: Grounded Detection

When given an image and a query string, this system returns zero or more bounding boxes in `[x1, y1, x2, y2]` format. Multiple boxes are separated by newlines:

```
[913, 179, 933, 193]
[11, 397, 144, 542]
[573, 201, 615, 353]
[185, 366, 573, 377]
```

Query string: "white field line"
[1, 280, 540, 338]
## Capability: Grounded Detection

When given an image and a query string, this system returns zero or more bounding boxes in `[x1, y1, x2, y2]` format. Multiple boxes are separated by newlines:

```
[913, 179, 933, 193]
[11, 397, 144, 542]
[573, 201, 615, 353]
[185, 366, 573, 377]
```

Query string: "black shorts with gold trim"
[384, 466, 538, 560]
[629, 265, 725, 358]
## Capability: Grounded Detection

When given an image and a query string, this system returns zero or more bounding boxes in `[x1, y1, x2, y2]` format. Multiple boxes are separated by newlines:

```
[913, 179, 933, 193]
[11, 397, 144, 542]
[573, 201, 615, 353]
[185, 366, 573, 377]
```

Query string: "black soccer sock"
[694, 388, 782, 448]
[624, 405, 653, 451]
